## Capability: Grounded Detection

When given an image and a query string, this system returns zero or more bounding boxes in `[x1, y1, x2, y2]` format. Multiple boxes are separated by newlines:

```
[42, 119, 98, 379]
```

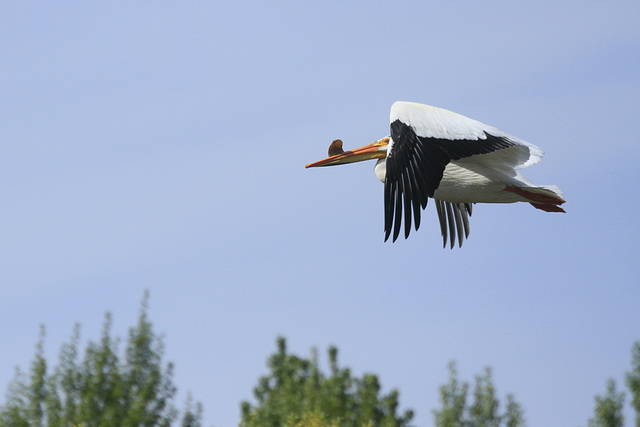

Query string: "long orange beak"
[305, 138, 389, 168]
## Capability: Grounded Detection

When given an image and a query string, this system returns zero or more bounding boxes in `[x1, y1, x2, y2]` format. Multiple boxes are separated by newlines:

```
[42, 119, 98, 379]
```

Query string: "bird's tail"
[504, 185, 566, 213]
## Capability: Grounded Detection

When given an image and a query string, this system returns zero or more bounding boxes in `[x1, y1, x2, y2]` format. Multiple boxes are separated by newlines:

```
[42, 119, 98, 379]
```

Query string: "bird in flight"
[306, 101, 565, 248]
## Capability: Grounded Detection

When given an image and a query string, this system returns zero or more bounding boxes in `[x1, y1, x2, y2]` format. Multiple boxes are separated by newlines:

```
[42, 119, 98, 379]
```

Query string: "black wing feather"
[393, 178, 403, 242]
[402, 171, 413, 239]
[435, 200, 448, 248]
[384, 179, 394, 242]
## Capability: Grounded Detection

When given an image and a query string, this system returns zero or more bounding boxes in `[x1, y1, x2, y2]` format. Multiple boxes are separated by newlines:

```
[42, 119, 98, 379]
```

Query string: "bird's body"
[306, 101, 565, 248]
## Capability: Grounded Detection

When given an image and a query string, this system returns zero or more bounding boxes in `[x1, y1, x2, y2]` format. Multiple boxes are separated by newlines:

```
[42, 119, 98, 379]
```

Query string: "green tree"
[588, 379, 625, 427]
[181, 394, 203, 427]
[0, 292, 202, 427]
[627, 342, 640, 427]
[433, 361, 525, 427]
[434, 362, 468, 427]
[240, 337, 414, 427]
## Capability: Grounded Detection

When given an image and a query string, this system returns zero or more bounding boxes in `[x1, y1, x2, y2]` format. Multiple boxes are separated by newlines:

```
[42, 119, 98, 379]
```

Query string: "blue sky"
[1, 1, 639, 426]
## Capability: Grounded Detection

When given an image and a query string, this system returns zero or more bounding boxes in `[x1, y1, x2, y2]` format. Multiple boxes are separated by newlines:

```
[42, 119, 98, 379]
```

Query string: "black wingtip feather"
[393, 180, 403, 242]
[402, 173, 412, 239]
[384, 179, 394, 242]
[445, 202, 456, 249]
[453, 204, 463, 248]
[436, 200, 447, 248]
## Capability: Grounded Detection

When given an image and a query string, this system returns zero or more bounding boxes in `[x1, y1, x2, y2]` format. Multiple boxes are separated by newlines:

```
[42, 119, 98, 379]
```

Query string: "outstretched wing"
[383, 101, 535, 245]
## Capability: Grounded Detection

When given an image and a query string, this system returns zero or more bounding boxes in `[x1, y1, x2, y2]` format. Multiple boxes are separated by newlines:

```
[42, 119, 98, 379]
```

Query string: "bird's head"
[305, 137, 390, 168]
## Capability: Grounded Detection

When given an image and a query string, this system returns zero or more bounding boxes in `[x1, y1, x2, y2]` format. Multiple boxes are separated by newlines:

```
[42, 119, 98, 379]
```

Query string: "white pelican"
[306, 101, 565, 248]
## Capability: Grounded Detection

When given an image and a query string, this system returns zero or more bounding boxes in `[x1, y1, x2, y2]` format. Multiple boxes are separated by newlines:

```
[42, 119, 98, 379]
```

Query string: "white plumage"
[306, 101, 565, 248]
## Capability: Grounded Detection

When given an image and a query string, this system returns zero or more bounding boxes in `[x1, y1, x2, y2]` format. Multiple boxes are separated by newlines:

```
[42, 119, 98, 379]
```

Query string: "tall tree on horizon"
[0, 291, 202, 427]
[240, 336, 414, 427]
[588, 379, 625, 427]
[627, 342, 640, 427]
[433, 361, 525, 427]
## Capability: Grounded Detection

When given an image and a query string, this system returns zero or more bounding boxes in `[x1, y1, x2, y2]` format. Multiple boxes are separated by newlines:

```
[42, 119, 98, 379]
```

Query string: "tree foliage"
[627, 342, 640, 427]
[0, 292, 202, 427]
[588, 379, 625, 427]
[433, 361, 525, 427]
[586, 340, 640, 427]
[240, 337, 414, 427]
